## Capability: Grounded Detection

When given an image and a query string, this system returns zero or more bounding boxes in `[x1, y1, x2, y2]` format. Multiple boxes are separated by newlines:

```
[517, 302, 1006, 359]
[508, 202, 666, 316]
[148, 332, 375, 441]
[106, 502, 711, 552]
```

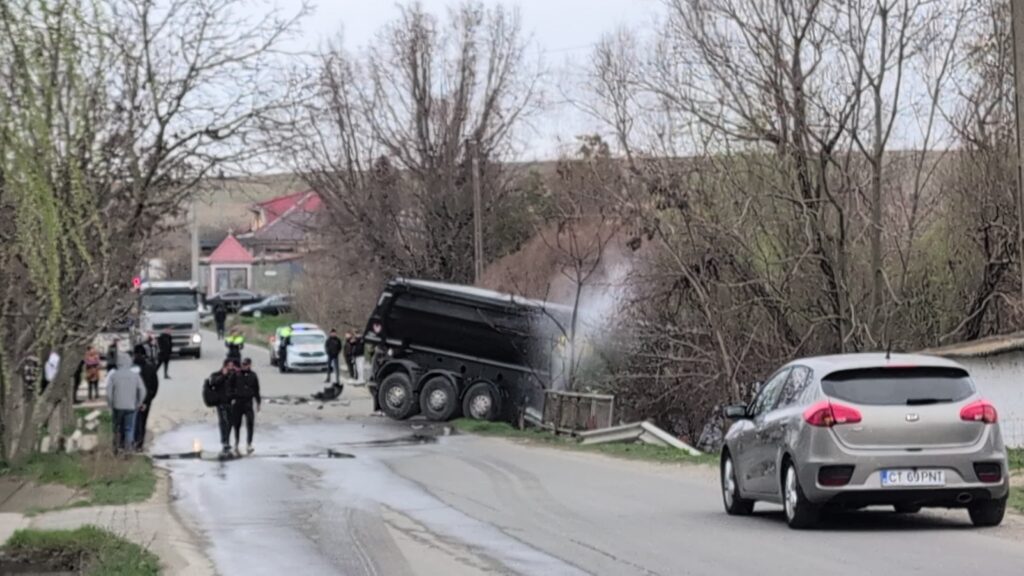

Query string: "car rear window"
[821, 367, 975, 406]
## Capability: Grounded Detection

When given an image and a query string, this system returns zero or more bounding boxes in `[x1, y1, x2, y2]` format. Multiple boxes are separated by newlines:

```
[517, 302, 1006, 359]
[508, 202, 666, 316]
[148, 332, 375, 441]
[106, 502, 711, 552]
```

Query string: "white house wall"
[956, 352, 1024, 448]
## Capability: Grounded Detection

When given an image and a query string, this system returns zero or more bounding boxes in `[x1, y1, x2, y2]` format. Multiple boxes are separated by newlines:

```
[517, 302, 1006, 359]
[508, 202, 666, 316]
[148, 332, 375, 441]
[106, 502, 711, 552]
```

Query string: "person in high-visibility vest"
[277, 326, 293, 371]
[225, 330, 245, 364]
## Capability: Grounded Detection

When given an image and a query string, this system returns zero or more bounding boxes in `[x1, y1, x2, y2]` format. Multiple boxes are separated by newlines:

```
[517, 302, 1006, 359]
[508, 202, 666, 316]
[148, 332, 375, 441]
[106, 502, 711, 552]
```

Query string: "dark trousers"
[344, 356, 355, 378]
[231, 399, 255, 446]
[134, 406, 150, 449]
[326, 356, 340, 382]
[112, 409, 136, 453]
[87, 379, 99, 400]
[216, 405, 232, 449]
[215, 322, 225, 340]
[156, 355, 171, 378]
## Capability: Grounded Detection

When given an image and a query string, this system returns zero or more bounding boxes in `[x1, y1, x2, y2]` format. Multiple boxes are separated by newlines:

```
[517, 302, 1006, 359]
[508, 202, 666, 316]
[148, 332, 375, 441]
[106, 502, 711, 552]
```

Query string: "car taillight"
[803, 400, 862, 427]
[960, 400, 998, 424]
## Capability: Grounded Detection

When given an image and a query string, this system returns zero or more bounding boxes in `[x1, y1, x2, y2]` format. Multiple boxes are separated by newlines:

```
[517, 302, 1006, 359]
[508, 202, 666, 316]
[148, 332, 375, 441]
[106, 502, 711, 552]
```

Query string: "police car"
[268, 323, 320, 366]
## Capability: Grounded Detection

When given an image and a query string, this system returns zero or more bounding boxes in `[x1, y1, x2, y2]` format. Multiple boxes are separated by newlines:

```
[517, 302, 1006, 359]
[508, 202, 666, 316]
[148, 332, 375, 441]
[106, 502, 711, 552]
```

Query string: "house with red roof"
[238, 190, 323, 256]
[206, 234, 255, 296]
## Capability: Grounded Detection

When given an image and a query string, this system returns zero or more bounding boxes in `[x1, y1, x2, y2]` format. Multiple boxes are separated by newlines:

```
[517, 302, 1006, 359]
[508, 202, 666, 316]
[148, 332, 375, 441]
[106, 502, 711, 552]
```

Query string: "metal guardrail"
[577, 421, 703, 456]
[541, 390, 615, 434]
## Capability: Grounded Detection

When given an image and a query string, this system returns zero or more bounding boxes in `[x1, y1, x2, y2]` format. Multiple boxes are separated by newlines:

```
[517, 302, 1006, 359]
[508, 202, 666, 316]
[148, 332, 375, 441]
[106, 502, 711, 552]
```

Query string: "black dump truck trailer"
[364, 279, 572, 423]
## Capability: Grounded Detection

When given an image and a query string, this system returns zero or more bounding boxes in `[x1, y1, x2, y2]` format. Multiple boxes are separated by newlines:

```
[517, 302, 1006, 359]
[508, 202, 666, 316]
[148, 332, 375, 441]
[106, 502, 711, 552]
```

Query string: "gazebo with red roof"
[207, 234, 255, 296]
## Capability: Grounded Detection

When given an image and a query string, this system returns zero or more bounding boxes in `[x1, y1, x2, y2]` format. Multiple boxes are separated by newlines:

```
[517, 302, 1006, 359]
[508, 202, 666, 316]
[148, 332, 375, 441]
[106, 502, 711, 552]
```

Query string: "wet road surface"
[150, 333, 1024, 575]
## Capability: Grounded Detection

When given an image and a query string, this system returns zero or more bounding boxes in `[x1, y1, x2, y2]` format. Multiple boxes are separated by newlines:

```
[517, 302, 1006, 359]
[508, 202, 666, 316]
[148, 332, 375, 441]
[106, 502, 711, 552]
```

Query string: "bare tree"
[0, 0, 306, 462]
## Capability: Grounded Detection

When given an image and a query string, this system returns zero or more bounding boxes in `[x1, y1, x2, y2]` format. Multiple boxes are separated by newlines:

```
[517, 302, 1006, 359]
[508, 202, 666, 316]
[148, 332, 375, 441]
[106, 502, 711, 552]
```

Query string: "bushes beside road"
[0, 526, 159, 575]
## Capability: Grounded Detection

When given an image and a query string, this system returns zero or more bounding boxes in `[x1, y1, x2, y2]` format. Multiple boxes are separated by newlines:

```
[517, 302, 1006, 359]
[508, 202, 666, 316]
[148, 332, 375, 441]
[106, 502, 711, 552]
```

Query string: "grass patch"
[1, 525, 159, 575]
[3, 450, 155, 507]
[1008, 448, 1023, 471]
[451, 419, 717, 465]
[232, 313, 296, 342]
[1010, 487, 1024, 514]
[2, 408, 155, 509]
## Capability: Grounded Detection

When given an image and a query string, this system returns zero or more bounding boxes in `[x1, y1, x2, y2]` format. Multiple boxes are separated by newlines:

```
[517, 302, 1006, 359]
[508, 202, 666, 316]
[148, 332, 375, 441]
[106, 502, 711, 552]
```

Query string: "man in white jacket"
[106, 352, 146, 454]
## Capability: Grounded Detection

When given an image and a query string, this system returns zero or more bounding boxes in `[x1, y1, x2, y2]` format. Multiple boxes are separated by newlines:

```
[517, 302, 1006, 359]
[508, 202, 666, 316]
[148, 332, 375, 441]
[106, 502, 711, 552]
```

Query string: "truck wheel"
[419, 377, 460, 421]
[462, 382, 501, 421]
[379, 372, 417, 420]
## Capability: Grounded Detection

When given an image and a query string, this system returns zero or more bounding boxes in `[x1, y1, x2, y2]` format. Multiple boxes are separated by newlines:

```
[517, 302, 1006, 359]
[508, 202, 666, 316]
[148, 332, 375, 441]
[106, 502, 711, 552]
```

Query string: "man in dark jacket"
[343, 332, 356, 378]
[325, 329, 343, 384]
[156, 328, 173, 379]
[205, 359, 236, 454]
[213, 304, 228, 340]
[230, 358, 261, 454]
[106, 339, 120, 371]
[132, 345, 159, 450]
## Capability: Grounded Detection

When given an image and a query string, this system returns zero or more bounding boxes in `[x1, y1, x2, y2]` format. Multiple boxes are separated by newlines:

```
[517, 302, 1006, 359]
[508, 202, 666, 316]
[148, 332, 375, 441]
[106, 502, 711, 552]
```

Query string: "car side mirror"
[724, 404, 749, 420]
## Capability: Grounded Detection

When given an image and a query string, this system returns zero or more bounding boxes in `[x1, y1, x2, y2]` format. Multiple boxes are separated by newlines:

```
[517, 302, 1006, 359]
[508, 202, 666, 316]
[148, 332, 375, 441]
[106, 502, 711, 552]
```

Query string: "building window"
[215, 267, 248, 292]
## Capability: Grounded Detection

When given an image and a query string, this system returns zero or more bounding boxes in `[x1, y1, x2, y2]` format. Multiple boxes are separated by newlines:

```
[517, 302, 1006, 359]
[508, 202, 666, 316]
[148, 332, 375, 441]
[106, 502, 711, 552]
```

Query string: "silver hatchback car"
[720, 353, 1009, 529]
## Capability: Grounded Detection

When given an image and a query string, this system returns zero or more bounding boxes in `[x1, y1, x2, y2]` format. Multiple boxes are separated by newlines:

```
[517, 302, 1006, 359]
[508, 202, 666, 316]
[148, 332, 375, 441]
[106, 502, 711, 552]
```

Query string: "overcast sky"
[276, 0, 665, 160]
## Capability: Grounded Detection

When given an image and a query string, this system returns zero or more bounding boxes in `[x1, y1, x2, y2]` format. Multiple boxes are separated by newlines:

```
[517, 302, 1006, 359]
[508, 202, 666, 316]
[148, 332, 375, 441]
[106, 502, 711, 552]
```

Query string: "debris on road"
[577, 421, 703, 456]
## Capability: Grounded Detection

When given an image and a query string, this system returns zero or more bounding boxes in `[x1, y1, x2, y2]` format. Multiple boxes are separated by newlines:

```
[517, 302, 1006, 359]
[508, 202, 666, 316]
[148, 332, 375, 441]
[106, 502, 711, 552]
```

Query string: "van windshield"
[141, 292, 198, 312]
[822, 367, 975, 406]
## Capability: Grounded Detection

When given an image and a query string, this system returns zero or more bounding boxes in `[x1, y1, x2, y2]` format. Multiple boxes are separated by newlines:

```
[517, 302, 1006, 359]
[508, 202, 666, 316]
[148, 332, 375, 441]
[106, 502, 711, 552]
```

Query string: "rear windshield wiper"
[906, 398, 952, 406]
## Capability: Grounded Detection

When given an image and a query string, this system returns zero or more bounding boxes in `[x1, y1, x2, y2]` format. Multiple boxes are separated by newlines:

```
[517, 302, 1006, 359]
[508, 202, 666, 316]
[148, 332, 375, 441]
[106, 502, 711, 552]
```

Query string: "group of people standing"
[324, 329, 364, 384]
[105, 344, 160, 454]
[203, 356, 261, 455]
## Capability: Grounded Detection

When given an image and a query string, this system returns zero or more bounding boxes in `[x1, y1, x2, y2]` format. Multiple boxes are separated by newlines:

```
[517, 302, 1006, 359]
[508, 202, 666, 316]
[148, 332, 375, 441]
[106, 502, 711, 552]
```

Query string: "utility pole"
[471, 138, 484, 284]
[1013, 0, 1024, 304]
[189, 196, 200, 286]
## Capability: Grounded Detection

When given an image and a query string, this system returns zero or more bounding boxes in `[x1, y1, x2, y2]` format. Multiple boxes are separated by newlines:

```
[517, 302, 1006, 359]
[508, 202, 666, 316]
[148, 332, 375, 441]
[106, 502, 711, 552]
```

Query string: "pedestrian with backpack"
[231, 358, 261, 455]
[203, 359, 236, 455]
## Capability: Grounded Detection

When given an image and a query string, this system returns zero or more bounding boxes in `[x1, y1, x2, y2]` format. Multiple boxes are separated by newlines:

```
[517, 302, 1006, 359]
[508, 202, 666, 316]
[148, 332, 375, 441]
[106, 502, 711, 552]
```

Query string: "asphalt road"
[148, 330, 1024, 576]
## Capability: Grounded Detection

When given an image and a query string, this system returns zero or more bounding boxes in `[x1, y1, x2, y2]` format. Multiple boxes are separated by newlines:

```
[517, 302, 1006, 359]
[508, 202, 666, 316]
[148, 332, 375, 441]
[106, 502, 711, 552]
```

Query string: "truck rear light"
[803, 401, 862, 427]
[973, 463, 1002, 484]
[817, 465, 855, 487]
[960, 400, 997, 424]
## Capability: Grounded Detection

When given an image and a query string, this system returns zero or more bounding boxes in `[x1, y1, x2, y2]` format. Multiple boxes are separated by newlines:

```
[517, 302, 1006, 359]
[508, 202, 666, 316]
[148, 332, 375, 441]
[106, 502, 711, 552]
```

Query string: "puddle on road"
[153, 422, 589, 576]
[151, 434, 432, 462]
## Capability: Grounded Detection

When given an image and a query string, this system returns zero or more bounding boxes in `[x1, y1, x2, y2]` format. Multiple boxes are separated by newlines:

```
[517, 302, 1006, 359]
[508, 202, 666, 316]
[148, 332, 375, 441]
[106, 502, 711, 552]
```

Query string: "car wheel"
[894, 504, 921, 514]
[783, 462, 819, 529]
[379, 372, 417, 420]
[419, 377, 460, 422]
[462, 382, 501, 421]
[968, 496, 1006, 527]
[721, 453, 754, 515]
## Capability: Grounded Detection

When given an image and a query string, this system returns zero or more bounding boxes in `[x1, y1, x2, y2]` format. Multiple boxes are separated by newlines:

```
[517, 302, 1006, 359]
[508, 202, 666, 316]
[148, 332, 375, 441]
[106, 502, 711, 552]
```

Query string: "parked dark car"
[205, 289, 262, 313]
[239, 294, 294, 317]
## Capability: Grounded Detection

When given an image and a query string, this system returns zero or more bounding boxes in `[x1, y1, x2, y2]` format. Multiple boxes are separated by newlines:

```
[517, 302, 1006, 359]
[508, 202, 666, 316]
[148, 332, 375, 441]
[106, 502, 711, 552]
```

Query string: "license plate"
[880, 469, 945, 487]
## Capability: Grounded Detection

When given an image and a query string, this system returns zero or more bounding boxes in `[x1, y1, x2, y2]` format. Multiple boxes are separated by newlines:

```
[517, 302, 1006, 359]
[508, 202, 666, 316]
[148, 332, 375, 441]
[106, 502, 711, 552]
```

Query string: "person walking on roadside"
[277, 325, 293, 372]
[230, 358, 261, 454]
[225, 329, 244, 365]
[107, 352, 146, 455]
[213, 304, 228, 340]
[72, 357, 84, 404]
[84, 346, 101, 401]
[106, 338, 119, 372]
[325, 329, 343, 384]
[351, 334, 366, 384]
[203, 359, 236, 455]
[144, 333, 159, 363]
[156, 328, 173, 379]
[342, 331, 355, 378]
[132, 345, 159, 450]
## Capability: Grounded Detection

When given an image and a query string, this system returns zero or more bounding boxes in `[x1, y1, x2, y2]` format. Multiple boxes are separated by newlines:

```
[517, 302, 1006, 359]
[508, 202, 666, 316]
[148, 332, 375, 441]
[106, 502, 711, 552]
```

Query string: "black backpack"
[202, 373, 224, 407]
